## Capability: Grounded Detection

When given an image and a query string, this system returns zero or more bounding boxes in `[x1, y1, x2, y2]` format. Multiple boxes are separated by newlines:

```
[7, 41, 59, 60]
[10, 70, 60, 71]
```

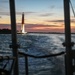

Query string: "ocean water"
[0, 33, 75, 75]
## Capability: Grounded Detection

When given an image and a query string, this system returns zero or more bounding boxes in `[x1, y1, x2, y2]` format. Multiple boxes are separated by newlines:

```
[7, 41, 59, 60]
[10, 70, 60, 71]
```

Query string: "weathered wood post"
[63, 0, 73, 75]
[9, 0, 19, 75]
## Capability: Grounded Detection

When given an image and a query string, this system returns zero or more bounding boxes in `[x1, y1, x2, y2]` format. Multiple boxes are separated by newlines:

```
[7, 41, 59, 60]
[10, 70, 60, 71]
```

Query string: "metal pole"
[25, 56, 28, 75]
[63, 0, 73, 75]
[9, 0, 19, 75]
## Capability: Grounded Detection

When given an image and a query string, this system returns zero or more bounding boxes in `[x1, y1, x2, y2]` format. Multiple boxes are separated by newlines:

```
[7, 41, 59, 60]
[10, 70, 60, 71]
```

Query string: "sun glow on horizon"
[0, 0, 75, 32]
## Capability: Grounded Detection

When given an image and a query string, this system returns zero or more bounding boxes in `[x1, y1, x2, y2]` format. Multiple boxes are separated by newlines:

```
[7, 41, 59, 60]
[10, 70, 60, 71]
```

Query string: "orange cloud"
[26, 24, 64, 32]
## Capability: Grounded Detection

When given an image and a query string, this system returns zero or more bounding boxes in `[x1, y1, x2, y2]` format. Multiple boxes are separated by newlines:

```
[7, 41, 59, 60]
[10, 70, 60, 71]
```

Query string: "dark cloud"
[51, 5, 55, 9]
[0, 16, 1, 18]
[17, 23, 60, 28]
[0, 11, 36, 16]
[0, 12, 9, 16]
[25, 24, 60, 29]
[0, 7, 2, 10]
[17, 23, 59, 28]
[25, 23, 63, 32]
[39, 13, 54, 17]
[25, 11, 36, 14]
[46, 19, 75, 23]
[71, 19, 75, 23]
[0, 0, 8, 3]
[0, 24, 10, 29]
[46, 20, 64, 23]
[49, 5, 55, 9]
[16, 11, 36, 15]
[0, 23, 64, 32]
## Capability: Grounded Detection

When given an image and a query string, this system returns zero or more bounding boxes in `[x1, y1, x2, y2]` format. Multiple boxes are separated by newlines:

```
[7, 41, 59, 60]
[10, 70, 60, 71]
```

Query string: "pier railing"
[0, 51, 65, 75]
[2, 0, 74, 75]
[18, 51, 65, 75]
[0, 56, 16, 75]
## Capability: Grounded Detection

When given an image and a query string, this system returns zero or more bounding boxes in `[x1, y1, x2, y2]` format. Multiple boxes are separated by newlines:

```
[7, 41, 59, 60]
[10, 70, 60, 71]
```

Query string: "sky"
[0, 0, 75, 32]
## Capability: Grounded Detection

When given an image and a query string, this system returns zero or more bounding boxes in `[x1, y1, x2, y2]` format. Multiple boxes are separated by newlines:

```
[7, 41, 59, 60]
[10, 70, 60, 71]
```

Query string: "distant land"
[0, 29, 75, 34]
[0, 29, 11, 34]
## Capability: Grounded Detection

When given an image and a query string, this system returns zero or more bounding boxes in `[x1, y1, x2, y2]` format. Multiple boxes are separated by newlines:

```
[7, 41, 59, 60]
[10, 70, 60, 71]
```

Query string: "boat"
[0, 0, 75, 75]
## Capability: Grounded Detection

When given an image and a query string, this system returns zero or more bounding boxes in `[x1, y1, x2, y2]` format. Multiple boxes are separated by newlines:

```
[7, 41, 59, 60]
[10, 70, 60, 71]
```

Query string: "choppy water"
[0, 33, 75, 75]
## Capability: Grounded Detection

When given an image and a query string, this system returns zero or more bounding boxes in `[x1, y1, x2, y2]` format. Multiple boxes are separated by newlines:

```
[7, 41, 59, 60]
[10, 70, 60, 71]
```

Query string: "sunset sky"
[0, 0, 75, 32]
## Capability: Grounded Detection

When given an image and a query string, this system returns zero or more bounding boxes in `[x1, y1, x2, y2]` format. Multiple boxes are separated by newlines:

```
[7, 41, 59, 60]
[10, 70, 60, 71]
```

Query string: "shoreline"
[0, 32, 75, 34]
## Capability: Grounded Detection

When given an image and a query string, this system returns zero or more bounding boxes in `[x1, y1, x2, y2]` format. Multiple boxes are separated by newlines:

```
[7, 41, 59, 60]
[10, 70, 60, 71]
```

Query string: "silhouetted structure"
[21, 12, 27, 34]
[0, 29, 11, 34]
[21, 12, 25, 33]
